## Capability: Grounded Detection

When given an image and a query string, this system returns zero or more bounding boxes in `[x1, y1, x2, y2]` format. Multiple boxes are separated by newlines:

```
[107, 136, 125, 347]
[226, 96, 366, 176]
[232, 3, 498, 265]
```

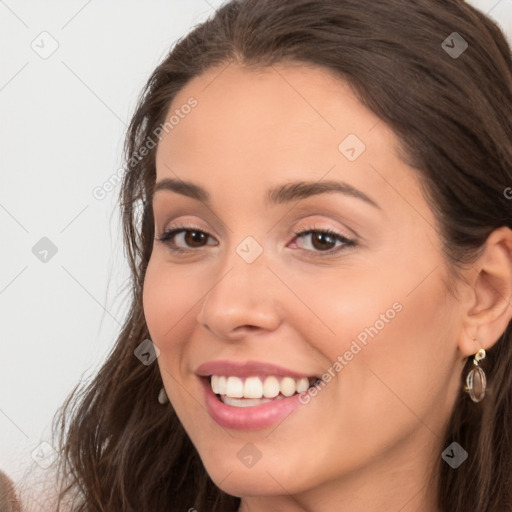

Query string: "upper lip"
[195, 360, 318, 379]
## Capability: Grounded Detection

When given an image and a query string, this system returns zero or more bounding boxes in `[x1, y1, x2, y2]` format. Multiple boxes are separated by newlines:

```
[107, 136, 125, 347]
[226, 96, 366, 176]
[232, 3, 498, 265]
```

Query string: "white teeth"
[280, 377, 296, 397]
[218, 376, 227, 394]
[211, 375, 219, 394]
[262, 376, 280, 398]
[244, 376, 263, 399]
[296, 377, 309, 393]
[212, 375, 227, 395]
[226, 376, 244, 398]
[210, 374, 313, 399]
[221, 396, 277, 407]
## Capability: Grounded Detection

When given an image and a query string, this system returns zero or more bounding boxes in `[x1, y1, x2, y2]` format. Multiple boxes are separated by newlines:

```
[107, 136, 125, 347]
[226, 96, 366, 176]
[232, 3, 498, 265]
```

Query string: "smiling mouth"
[206, 374, 321, 407]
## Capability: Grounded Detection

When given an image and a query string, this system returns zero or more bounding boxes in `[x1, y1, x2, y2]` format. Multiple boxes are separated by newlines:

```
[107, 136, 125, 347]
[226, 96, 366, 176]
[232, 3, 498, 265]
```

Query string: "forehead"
[154, 62, 423, 215]
[157, 61, 390, 160]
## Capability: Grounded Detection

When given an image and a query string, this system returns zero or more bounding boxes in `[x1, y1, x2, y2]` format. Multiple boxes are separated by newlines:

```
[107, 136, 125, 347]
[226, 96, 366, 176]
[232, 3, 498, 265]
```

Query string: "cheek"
[142, 259, 199, 395]
[326, 274, 457, 444]
[142, 258, 201, 343]
[142, 258, 204, 420]
[274, 260, 408, 362]
[284, 258, 457, 440]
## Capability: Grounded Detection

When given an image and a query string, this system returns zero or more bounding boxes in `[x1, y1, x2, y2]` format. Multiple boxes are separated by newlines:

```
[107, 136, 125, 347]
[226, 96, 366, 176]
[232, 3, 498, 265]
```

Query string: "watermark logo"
[236, 236, 264, 264]
[134, 338, 160, 365]
[32, 237, 58, 263]
[338, 133, 366, 162]
[31, 441, 58, 469]
[237, 442, 262, 468]
[442, 32, 468, 59]
[441, 442, 468, 469]
[31, 31, 59, 59]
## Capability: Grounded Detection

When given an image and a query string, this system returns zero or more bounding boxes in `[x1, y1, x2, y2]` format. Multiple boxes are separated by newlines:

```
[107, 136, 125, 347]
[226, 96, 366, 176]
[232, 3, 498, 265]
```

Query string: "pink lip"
[195, 359, 316, 379]
[199, 376, 305, 430]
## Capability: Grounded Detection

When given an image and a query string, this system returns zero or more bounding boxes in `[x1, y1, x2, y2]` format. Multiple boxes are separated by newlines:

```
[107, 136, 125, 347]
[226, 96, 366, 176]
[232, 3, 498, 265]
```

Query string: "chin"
[211, 473, 287, 498]
[202, 454, 307, 498]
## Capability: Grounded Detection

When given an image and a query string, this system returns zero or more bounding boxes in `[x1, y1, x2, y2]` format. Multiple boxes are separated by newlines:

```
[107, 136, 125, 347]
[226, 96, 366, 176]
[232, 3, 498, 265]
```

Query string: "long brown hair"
[51, 1, 512, 510]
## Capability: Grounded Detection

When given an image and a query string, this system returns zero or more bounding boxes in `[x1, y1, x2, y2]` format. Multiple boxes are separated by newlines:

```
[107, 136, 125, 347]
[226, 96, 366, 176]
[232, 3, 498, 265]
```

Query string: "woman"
[51, 0, 512, 510]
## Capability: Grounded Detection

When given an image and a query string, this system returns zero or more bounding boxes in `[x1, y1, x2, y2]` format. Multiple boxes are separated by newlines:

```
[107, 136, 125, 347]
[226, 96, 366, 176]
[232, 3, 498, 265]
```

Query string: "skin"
[143, 62, 512, 512]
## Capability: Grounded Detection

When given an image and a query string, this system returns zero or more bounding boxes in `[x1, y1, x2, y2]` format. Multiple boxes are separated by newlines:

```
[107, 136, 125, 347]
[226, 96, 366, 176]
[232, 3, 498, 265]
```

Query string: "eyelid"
[292, 220, 353, 240]
[156, 221, 357, 257]
[157, 219, 352, 242]
[290, 225, 356, 254]
[152, 207, 225, 238]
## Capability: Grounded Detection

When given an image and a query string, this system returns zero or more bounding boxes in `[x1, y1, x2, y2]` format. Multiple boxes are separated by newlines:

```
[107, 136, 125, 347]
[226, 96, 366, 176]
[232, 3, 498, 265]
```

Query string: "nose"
[196, 257, 282, 341]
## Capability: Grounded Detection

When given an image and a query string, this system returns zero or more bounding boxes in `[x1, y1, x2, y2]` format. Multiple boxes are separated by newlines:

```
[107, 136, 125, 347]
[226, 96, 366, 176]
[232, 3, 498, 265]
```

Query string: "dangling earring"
[464, 342, 487, 403]
[158, 387, 169, 405]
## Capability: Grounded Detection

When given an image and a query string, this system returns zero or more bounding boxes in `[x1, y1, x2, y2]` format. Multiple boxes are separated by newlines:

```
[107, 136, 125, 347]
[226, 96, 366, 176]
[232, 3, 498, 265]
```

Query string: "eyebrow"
[152, 177, 381, 209]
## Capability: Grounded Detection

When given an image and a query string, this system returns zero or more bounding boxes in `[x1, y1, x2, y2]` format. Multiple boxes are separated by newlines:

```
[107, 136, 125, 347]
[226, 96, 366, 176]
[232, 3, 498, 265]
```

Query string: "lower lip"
[199, 377, 305, 430]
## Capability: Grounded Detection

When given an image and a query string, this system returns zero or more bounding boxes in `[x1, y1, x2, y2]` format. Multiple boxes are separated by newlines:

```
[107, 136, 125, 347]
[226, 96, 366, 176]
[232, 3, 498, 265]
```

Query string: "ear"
[459, 226, 512, 357]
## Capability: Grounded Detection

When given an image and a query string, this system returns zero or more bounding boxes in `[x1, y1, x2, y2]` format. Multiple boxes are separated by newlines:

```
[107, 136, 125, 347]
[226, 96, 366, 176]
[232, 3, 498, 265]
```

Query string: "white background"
[1, 0, 511, 505]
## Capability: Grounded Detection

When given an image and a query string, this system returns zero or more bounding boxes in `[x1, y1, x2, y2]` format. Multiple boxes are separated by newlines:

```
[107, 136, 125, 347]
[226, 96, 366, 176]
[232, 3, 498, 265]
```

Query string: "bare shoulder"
[0, 469, 22, 511]
[3, 464, 77, 512]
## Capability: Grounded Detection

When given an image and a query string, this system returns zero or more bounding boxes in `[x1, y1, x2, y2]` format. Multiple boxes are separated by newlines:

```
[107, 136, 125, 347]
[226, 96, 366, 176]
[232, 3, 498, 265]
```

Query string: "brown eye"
[292, 228, 356, 255]
[183, 230, 208, 248]
[156, 226, 216, 253]
[310, 232, 337, 251]
[156, 225, 356, 256]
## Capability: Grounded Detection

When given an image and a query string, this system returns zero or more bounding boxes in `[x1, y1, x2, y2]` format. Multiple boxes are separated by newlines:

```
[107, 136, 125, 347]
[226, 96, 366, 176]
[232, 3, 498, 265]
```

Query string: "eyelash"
[155, 223, 356, 256]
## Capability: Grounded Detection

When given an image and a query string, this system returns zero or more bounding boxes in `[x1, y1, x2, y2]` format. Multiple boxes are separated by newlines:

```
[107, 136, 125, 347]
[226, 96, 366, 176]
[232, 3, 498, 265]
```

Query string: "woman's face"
[143, 63, 466, 503]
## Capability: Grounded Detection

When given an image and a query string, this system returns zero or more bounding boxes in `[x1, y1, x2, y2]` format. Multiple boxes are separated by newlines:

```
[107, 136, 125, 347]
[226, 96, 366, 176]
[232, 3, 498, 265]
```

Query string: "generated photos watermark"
[92, 96, 198, 201]
[298, 301, 403, 404]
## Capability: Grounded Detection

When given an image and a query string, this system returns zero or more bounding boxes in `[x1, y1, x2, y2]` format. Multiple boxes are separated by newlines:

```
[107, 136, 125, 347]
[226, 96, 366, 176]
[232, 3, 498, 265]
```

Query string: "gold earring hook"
[473, 348, 486, 365]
